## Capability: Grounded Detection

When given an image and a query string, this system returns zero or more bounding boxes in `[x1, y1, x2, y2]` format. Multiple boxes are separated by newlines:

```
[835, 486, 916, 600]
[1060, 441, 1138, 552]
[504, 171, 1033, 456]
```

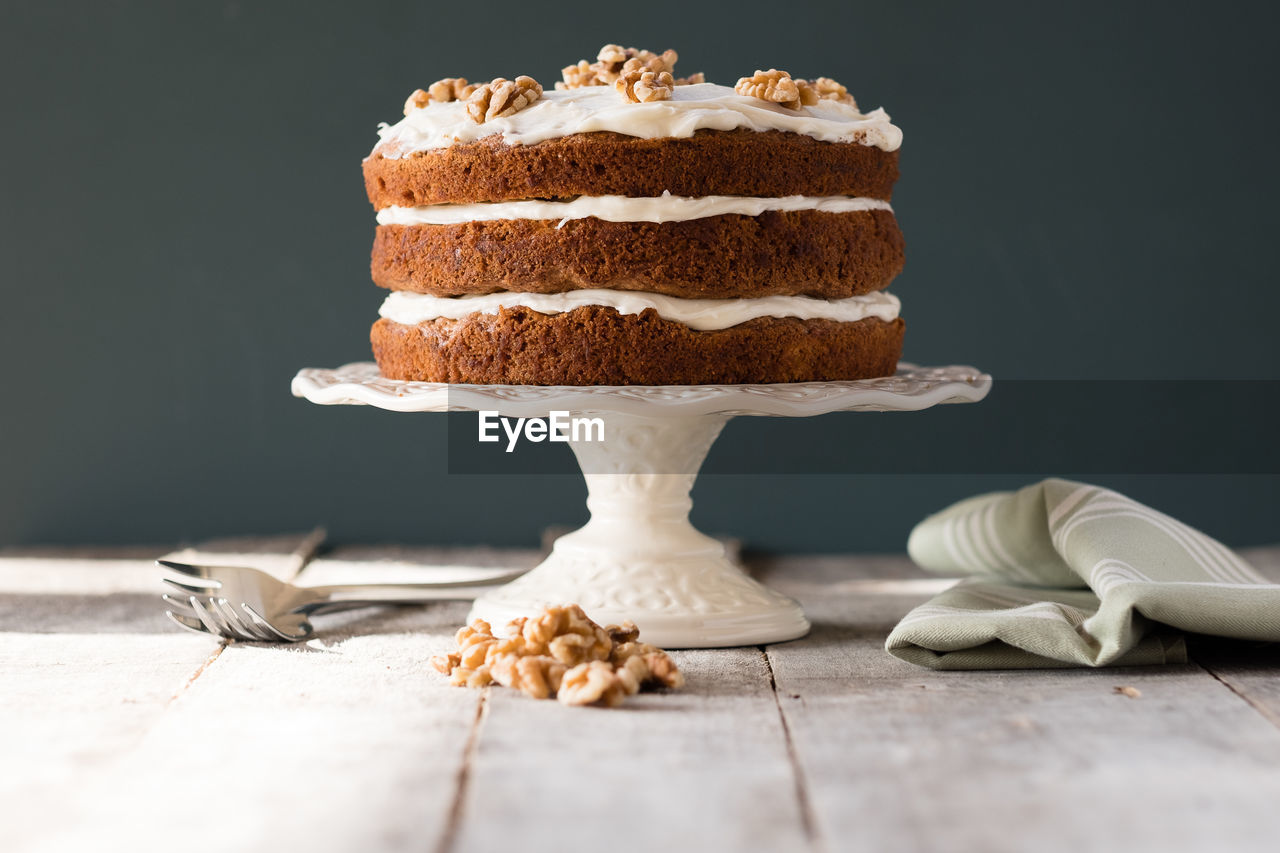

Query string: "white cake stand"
[291, 362, 990, 647]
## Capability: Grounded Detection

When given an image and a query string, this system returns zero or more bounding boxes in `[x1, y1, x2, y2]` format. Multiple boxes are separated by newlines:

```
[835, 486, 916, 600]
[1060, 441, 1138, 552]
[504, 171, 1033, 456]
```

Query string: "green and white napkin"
[886, 478, 1280, 669]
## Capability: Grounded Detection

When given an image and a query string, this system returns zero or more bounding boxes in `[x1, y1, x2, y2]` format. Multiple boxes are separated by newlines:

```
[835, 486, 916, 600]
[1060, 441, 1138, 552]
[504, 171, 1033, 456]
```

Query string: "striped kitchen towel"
[886, 478, 1280, 669]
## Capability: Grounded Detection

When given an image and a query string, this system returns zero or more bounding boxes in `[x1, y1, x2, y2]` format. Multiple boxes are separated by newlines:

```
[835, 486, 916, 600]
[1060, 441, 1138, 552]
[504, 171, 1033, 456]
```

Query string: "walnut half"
[558, 660, 630, 707]
[428, 77, 478, 103]
[807, 76, 857, 107]
[465, 76, 543, 124]
[735, 68, 816, 110]
[403, 77, 480, 115]
[616, 68, 674, 103]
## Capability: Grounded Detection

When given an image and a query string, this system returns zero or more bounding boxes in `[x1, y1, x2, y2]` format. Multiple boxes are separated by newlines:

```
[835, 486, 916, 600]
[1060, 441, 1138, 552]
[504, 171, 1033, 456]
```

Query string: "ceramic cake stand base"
[292, 363, 991, 648]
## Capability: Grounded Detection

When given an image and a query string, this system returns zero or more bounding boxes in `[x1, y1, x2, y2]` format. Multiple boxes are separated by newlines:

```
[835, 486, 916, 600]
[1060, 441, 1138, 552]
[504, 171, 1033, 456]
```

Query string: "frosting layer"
[375, 193, 894, 226]
[375, 83, 902, 157]
[379, 288, 900, 332]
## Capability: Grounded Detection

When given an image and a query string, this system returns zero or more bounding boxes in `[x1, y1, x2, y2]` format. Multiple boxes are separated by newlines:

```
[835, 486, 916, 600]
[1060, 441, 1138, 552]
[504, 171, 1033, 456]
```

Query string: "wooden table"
[4, 534, 1279, 853]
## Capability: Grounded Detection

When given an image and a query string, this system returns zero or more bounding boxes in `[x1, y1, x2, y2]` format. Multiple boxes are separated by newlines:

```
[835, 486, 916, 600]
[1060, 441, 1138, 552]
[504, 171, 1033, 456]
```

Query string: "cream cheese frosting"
[373, 83, 902, 158]
[375, 193, 894, 226]
[379, 288, 900, 332]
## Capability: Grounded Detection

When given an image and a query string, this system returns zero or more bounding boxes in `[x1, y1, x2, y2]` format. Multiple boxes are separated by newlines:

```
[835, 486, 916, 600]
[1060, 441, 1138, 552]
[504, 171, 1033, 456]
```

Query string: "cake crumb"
[1114, 685, 1142, 699]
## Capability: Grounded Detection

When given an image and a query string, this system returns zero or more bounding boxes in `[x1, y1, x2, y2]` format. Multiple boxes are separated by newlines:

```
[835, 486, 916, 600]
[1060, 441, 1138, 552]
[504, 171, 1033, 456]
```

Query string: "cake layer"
[371, 308, 905, 385]
[364, 129, 899, 208]
[372, 209, 905, 299]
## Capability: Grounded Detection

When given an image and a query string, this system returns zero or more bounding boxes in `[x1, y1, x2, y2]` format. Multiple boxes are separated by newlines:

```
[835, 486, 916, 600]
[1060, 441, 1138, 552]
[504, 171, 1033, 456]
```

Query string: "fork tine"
[190, 596, 240, 639]
[209, 597, 253, 639]
[243, 604, 309, 642]
[215, 598, 274, 642]
[161, 593, 197, 615]
[162, 577, 220, 596]
[166, 610, 215, 637]
[156, 559, 214, 578]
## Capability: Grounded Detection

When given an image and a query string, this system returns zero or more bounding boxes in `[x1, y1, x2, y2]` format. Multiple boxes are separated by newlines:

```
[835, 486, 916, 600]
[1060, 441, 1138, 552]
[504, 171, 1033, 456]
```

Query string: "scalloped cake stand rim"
[290, 361, 992, 418]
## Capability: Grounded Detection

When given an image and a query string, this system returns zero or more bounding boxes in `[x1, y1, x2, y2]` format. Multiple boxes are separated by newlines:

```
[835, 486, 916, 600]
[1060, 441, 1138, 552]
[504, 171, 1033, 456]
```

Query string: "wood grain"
[2, 541, 1278, 853]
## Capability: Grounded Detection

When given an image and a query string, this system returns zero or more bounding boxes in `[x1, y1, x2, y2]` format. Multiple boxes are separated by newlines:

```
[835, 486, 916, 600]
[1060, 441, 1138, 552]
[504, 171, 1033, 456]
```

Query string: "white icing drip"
[375, 193, 893, 226]
[379, 289, 900, 332]
[373, 83, 902, 158]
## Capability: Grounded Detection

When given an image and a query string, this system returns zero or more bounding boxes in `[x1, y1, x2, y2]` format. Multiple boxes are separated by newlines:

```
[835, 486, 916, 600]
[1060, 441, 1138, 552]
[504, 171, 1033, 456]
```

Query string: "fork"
[159, 559, 526, 642]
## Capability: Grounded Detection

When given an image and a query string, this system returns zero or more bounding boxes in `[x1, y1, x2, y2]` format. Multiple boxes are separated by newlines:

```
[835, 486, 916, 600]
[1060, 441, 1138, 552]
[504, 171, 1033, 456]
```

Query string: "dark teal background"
[2, 0, 1276, 551]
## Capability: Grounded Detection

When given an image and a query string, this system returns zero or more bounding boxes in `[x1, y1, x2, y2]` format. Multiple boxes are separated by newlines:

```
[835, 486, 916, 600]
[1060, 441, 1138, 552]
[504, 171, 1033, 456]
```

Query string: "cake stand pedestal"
[291, 363, 990, 647]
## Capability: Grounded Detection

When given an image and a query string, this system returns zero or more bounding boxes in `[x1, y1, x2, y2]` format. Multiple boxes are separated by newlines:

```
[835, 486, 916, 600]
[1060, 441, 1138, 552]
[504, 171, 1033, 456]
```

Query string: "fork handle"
[301, 578, 521, 611]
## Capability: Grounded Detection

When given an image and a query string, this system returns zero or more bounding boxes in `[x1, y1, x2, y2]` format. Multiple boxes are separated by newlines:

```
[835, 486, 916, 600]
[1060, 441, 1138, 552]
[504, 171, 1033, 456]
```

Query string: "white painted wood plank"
[770, 633, 1280, 853]
[1, 633, 220, 850]
[1190, 549, 1280, 732]
[451, 648, 812, 853]
[19, 604, 480, 853]
[4, 541, 1277, 853]
[299, 543, 540, 586]
[763, 546, 1280, 853]
[2, 532, 330, 853]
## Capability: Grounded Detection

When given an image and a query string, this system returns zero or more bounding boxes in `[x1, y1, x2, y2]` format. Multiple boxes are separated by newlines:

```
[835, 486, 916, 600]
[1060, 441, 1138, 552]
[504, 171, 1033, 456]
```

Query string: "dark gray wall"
[2, 0, 1277, 552]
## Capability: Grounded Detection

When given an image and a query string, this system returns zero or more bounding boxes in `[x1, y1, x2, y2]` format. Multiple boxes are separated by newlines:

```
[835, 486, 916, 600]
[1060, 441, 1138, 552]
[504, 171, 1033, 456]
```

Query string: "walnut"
[596, 43, 631, 68]
[522, 604, 600, 645]
[559, 660, 629, 707]
[735, 68, 812, 110]
[808, 76, 856, 107]
[403, 89, 431, 115]
[642, 650, 685, 689]
[619, 51, 678, 77]
[404, 78, 480, 115]
[795, 79, 821, 107]
[455, 619, 499, 669]
[674, 72, 705, 86]
[612, 641, 685, 689]
[456, 619, 492, 643]
[614, 654, 649, 696]
[616, 68, 674, 103]
[523, 604, 612, 665]
[556, 60, 599, 90]
[431, 605, 682, 707]
[548, 630, 613, 665]
[427, 77, 477, 103]
[465, 76, 543, 123]
[558, 45, 680, 89]
[596, 45, 678, 79]
[449, 665, 493, 688]
[486, 634, 534, 662]
[491, 654, 567, 700]
[606, 621, 640, 645]
[429, 652, 460, 675]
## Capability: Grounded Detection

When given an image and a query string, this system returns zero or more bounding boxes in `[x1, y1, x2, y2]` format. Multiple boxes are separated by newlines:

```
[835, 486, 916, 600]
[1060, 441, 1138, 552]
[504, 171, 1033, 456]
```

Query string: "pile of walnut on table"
[431, 604, 684, 708]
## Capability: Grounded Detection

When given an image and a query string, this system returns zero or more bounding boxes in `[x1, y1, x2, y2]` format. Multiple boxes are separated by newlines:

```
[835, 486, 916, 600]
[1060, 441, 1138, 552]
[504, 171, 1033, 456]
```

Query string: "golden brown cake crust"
[371, 209, 904, 299]
[364, 129, 900, 207]
[371, 308, 904, 385]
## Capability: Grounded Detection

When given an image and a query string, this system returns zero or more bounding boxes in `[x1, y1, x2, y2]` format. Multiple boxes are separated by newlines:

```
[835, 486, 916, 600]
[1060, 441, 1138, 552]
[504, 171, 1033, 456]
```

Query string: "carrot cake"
[363, 47, 905, 385]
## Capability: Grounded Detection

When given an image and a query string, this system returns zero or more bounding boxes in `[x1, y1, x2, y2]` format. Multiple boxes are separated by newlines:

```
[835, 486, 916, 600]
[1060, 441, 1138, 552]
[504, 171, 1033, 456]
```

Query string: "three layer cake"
[363, 48, 905, 385]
